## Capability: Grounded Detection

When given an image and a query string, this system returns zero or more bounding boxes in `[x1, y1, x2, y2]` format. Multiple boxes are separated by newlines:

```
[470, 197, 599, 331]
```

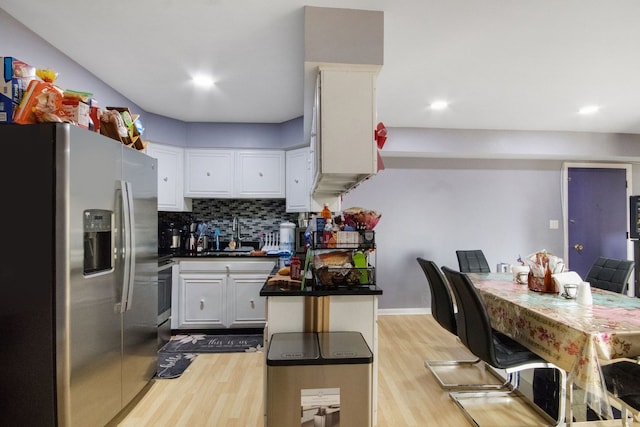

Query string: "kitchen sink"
[223, 246, 256, 252]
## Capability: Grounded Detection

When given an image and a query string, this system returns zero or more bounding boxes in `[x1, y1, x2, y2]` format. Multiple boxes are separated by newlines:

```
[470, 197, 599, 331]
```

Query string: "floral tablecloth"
[468, 273, 640, 418]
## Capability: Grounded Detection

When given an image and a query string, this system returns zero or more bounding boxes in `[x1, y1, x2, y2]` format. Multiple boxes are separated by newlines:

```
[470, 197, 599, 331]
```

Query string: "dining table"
[467, 272, 640, 422]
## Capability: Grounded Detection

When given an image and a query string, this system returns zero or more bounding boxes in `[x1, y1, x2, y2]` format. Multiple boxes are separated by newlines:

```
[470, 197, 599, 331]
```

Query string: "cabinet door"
[235, 150, 285, 198]
[178, 273, 226, 328]
[184, 149, 234, 198]
[285, 147, 310, 212]
[228, 274, 267, 327]
[145, 144, 191, 211]
[319, 67, 377, 176]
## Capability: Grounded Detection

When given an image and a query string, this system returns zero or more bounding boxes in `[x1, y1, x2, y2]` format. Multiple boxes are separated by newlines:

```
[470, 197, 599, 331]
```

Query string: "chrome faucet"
[232, 216, 241, 248]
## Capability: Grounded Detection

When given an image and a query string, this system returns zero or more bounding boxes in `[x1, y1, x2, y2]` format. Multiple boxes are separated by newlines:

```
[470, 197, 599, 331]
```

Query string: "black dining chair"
[441, 266, 567, 426]
[600, 359, 640, 426]
[456, 250, 491, 273]
[416, 258, 504, 390]
[585, 257, 635, 294]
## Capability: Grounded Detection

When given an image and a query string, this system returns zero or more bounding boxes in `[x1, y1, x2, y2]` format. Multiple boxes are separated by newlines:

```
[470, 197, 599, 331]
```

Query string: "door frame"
[561, 162, 633, 294]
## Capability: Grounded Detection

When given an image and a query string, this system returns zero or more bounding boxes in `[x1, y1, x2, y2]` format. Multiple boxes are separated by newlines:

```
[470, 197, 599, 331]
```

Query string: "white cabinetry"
[184, 149, 285, 198]
[184, 149, 235, 198]
[145, 143, 192, 211]
[235, 150, 285, 198]
[285, 146, 311, 212]
[313, 65, 380, 196]
[173, 259, 276, 329]
[178, 271, 226, 328]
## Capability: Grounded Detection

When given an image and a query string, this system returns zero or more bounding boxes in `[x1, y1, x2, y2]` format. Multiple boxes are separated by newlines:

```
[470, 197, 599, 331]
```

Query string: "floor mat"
[156, 352, 198, 379]
[161, 334, 264, 353]
[156, 334, 263, 379]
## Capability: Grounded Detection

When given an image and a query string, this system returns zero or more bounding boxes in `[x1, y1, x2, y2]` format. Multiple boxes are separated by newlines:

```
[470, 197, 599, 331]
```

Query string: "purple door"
[568, 167, 627, 278]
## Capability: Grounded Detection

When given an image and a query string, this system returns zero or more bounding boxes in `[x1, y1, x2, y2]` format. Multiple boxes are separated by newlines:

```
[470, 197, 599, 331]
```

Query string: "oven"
[158, 255, 174, 348]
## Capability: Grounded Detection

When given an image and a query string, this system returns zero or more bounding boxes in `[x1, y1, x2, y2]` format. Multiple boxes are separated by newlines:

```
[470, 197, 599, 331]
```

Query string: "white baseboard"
[378, 308, 431, 316]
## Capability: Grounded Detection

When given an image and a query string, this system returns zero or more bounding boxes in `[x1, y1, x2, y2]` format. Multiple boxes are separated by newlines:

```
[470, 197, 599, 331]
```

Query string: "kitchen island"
[260, 272, 382, 427]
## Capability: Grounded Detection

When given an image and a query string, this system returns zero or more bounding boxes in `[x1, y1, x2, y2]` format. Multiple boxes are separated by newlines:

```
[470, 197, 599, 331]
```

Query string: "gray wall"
[5, 8, 640, 312]
[343, 157, 564, 311]
[343, 127, 640, 311]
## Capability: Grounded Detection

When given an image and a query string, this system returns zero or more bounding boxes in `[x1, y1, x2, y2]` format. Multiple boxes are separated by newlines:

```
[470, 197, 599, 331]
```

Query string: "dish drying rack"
[261, 232, 280, 252]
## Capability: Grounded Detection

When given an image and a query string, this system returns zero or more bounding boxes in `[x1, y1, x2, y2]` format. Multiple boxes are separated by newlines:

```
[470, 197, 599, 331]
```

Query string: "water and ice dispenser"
[83, 209, 113, 275]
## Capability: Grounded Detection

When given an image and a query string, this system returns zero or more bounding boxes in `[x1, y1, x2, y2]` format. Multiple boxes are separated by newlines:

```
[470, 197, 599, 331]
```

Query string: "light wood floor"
[115, 314, 639, 427]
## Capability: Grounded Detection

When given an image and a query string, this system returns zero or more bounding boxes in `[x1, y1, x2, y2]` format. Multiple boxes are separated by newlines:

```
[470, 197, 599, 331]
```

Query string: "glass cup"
[562, 283, 578, 299]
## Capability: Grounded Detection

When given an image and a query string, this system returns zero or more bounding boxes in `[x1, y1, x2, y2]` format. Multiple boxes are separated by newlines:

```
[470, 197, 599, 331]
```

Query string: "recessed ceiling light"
[192, 75, 215, 88]
[429, 100, 449, 110]
[578, 105, 600, 115]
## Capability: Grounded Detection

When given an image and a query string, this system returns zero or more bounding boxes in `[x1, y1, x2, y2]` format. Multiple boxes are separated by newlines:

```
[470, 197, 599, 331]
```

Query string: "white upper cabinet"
[313, 65, 380, 196]
[145, 143, 192, 212]
[184, 149, 285, 199]
[286, 146, 311, 212]
[184, 149, 235, 198]
[235, 150, 285, 198]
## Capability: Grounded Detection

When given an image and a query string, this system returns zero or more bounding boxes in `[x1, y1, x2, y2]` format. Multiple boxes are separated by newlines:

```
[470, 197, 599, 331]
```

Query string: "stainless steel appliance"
[295, 226, 308, 254]
[0, 123, 158, 426]
[158, 255, 174, 348]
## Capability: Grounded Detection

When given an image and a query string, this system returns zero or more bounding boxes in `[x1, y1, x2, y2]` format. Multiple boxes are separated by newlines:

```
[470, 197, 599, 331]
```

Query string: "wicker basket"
[99, 107, 147, 150]
[527, 270, 558, 293]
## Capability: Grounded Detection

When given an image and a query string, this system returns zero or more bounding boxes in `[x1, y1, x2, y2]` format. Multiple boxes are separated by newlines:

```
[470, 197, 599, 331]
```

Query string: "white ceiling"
[3, 0, 640, 134]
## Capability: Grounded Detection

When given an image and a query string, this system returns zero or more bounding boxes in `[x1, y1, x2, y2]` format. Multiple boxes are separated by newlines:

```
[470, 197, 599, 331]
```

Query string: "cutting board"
[267, 274, 302, 288]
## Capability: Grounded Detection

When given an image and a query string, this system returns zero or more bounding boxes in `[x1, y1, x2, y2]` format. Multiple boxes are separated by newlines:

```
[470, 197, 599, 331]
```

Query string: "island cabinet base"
[264, 294, 379, 426]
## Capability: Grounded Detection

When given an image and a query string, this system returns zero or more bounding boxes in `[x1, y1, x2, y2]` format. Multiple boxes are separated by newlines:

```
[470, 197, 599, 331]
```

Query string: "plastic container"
[279, 222, 296, 254]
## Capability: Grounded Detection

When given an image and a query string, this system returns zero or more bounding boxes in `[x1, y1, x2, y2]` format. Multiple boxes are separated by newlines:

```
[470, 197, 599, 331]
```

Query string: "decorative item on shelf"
[342, 207, 381, 231]
[374, 121, 387, 171]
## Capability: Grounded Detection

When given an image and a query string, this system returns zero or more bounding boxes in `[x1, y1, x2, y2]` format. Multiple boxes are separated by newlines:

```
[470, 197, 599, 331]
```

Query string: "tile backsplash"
[158, 199, 300, 243]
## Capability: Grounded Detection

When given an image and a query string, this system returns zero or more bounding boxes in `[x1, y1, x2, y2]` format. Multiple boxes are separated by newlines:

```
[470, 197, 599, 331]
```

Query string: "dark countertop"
[260, 284, 383, 296]
[161, 249, 280, 259]
[259, 265, 383, 296]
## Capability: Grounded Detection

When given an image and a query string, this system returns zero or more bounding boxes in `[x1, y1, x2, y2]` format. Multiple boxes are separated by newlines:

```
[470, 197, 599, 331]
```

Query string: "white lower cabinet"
[228, 274, 269, 327]
[178, 272, 226, 328]
[173, 259, 276, 329]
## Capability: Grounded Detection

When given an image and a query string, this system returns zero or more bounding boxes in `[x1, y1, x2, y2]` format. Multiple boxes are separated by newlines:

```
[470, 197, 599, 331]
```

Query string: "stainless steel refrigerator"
[0, 123, 158, 426]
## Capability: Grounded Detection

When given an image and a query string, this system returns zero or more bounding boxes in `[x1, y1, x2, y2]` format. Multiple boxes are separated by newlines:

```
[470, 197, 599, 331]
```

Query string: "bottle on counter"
[321, 204, 332, 220]
[290, 256, 301, 280]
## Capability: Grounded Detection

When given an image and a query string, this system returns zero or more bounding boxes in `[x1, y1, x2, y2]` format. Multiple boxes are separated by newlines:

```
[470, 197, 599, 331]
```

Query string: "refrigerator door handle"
[120, 180, 137, 312]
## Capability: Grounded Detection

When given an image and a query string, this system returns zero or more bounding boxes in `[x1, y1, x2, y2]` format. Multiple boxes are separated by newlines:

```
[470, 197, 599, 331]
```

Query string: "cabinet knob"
[294, 179, 299, 184]
[250, 299, 255, 308]
[200, 299, 205, 310]
[258, 172, 263, 177]
[163, 176, 169, 182]
[206, 172, 211, 176]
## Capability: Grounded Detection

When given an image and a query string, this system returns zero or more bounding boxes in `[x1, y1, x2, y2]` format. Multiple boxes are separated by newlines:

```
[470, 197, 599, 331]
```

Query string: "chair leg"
[448, 365, 567, 427]
[621, 406, 629, 427]
[425, 358, 512, 391]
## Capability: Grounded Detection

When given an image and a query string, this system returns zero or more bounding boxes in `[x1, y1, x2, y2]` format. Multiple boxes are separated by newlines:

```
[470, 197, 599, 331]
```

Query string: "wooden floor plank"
[115, 314, 640, 426]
